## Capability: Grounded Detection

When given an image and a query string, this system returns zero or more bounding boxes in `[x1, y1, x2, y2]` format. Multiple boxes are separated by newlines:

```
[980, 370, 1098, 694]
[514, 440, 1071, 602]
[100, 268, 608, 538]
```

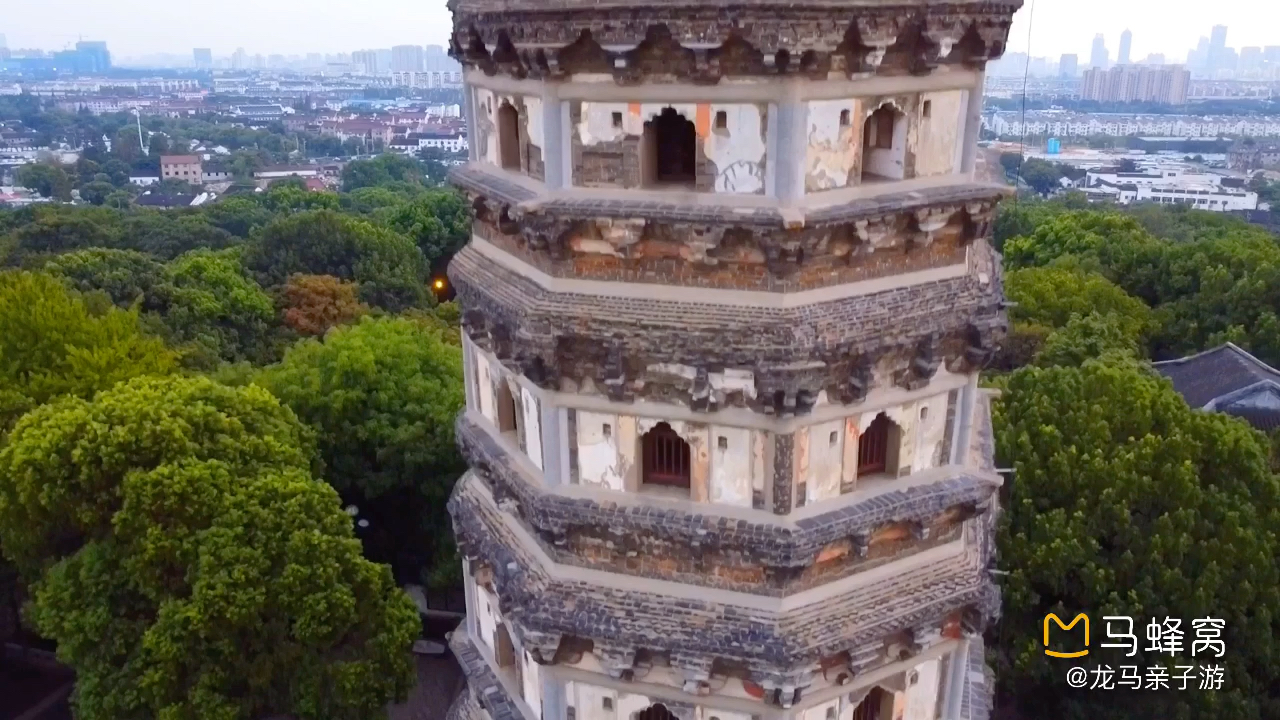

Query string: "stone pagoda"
[444, 2, 1021, 720]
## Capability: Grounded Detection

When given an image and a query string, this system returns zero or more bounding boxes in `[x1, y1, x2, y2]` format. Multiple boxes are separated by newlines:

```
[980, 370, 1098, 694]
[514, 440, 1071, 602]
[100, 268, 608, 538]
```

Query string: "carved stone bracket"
[450, 5, 1021, 82]
[594, 643, 639, 679]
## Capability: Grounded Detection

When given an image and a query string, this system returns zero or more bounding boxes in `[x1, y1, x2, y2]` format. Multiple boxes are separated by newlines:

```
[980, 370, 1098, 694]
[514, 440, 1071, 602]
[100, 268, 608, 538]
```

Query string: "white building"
[1085, 167, 1258, 211]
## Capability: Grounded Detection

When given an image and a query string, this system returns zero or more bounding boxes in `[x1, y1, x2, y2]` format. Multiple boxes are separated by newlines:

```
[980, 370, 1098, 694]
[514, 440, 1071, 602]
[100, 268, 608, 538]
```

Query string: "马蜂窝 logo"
[1044, 613, 1090, 658]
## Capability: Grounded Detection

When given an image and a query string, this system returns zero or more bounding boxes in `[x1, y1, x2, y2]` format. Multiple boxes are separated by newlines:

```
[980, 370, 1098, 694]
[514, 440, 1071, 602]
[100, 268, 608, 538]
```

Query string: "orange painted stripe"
[695, 104, 712, 138]
[628, 102, 641, 118]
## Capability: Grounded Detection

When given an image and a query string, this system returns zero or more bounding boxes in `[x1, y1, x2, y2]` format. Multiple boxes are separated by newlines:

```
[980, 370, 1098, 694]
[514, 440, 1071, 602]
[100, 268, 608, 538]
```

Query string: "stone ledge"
[449, 239, 1005, 412]
[449, 475, 997, 674]
[450, 628, 526, 720]
[456, 412, 1000, 587]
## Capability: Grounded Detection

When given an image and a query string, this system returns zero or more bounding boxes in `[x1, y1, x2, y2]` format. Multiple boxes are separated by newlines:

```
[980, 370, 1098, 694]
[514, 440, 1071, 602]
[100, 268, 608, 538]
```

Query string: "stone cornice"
[449, 2, 1023, 83]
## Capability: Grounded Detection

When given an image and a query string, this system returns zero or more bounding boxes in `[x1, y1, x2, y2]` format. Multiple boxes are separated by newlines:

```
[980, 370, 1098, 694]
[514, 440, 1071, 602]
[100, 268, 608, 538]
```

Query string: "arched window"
[643, 107, 697, 187]
[862, 104, 906, 182]
[637, 704, 678, 720]
[851, 687, 890, 720]
[497, 101, 521, 171]
[857, 413, 897, 476]
[496, 380, 518, 434]
[642, 422, 691, 488]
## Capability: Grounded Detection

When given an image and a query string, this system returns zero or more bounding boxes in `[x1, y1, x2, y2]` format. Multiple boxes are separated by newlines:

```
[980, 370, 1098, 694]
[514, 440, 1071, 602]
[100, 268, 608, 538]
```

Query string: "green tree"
[160, 249, 277, 365]
[993, 360, 1280, 720]
[377, 189, 471, 268]
[0, 270, 176, 430]
[260, 316, 466, 587]
[0, 376, 420, 720]
[1034, 312, 1142, 367]
[1005, 265, 1152, 342]
[6, 205, 124, 260]
[78, 180, 117, 206]
[201, 195, 274, 237]
[120, 213, 239, 260]
[243, 210, 428, 311]
[43, 248, 168, 309]
[341, 154, 427, 192]
[16, 163, 74, 200]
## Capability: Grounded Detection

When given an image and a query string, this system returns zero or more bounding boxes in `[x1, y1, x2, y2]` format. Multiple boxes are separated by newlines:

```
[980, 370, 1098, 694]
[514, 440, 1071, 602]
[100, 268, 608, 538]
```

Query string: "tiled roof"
[1153, 343, 1280, 408]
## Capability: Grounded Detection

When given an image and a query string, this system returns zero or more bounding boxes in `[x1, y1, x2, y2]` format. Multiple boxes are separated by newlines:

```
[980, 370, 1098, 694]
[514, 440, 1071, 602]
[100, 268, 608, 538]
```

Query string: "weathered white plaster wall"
[912, 91, 964, 177]
[525, 95, 545, 152]
[521, 650, 542, 711]
[474, 582, 502, 654]
[805, 99, 862, 192]
[703, 104, 766, 194]
[521, 387, 544, 471]
[709, 426, 754, 507]
[909, 391, 952, 473]
[578, 101, 631, 146]
[568, 681, 620, 720]
[577, 411, 627, 491]
[806, 419, 846, 502]
[474, 87, 498, 165]
[903, 659, 941, 720]
[864, 101, 909, 180]
[475, 352, 497, 427]
[803, 698, 841, 720]
[700, 710, 754, 720]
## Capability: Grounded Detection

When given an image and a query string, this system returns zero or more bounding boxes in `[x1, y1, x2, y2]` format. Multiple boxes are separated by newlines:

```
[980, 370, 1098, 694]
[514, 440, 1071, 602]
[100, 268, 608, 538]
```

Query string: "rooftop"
[1154, 343, 1280, 430]
[160, 155, 200, 164]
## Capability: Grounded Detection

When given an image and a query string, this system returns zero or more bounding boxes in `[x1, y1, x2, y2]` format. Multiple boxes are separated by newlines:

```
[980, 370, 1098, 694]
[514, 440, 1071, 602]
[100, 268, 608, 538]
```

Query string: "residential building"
[985, 110, 1280, 139]
[159, 155, 203, 184]
[1208, 25, 1228, 72]
[202, 164, 232, 184]
[392, 45, 425, 73]
[352, 50, 379, 75]
[444, 1, 1019, 720]
[253, 165, 321, 188]
[1079, 64, 1191, 104]
[193, 48, 213, 69]
[1090, 33, 1109, 69]
[1155, 344, 1280, 432]
[1059, 53, 1078, 78]
[1118, 29, 1132, 65]
[1227, 142, 1280, 172]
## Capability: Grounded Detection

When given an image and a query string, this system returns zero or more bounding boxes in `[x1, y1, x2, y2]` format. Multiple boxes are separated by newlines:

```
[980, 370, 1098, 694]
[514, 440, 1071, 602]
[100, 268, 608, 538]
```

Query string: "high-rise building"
[0, 34, 7, 49]
[1142, 53, 1166, 66]
[1240, 47, 1263, 74]
[1208, 25, 1228, 72]
[392, 45, 425, 72]
[352, 50, 379, 75]
[231, 48, 246, 70]
[74, 41, 111, 72]
[1118, 29, 1132, 65]
[1081, 64, 1190, 104]
[1188, 36, 1210, 69]
[1059, 53, 1079, 77]
[1090, 33, 1109, 69]
[193, 48, 213, 69]
[443, 1, 1020, 720]
[1265, 47, 1280, 64]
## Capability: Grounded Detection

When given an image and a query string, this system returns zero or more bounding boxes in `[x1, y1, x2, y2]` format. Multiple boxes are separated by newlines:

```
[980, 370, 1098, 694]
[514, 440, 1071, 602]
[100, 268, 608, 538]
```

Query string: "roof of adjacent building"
[1154, 343, 1280, 430]
[159, 155, 200, 164]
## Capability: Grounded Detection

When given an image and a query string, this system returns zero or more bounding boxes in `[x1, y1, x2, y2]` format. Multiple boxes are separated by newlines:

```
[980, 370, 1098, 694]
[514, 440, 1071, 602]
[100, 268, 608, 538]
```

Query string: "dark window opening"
[852, 688, 889, 720]
[840, 109, 851, 127]
[612, 111, 623, 128]
[642, 422, 691, 488]
[868, 105, 897, 150]
[497, 102, 521, 171]
[493, 624, 516, 668]
[922, 99, 933, 118]
[638, 705, 678, 720]
[643, 107, 697, 188]
[496, 380, 518, 434]
[857, 413, 893, 476]
[715, 110, 728, 130]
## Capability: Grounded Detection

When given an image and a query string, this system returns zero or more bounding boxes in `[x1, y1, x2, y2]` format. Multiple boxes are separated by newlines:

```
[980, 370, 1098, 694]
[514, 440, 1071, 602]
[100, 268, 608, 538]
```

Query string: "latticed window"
[857, 413, 892, 475]
[642, 422, 691, 488]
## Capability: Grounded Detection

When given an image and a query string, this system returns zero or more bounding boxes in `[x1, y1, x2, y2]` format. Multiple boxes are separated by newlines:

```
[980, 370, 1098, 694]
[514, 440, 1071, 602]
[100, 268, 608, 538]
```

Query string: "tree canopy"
[260, 316, 466, 587]
[0, 376, 420, 720]
[993, 359, 1280, 720]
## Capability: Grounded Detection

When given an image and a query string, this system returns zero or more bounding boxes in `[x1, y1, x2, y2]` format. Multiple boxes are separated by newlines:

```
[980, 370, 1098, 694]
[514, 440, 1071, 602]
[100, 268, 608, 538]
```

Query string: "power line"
[1014, 0, 1037, 203]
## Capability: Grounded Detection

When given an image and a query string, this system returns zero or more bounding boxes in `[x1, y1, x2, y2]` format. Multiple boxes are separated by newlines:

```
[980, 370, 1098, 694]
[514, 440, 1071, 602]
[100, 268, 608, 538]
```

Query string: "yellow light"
[433, 279, 446, 290]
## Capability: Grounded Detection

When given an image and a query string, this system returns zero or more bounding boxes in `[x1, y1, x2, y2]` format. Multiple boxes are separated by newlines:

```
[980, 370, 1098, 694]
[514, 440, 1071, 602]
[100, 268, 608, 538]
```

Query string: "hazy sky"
[1, 0, 1277, 60]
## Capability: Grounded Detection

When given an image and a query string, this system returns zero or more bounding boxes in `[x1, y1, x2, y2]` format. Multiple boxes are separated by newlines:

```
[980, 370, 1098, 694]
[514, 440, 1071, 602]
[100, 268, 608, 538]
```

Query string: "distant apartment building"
[391, 45, 425, 73]
[193, 48, 213, 69]
[351, 50, 379, 75]
[1080, 64, 1191, 104]
[985, 111, 1280, 139]
[1228, 142, 1280, 172]
[160, 155, 203, 184]
[1059, 54, 1078, 78]
[202, 163, 232, 184]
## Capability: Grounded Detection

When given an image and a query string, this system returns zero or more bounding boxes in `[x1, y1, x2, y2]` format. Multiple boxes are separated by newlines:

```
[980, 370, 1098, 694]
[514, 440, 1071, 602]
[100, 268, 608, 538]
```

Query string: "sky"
[0, 0, 1277, 61]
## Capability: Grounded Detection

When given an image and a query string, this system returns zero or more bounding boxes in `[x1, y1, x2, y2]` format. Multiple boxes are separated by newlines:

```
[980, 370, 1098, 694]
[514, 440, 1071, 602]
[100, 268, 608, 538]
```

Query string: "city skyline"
[0, 0, 1277, 60]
